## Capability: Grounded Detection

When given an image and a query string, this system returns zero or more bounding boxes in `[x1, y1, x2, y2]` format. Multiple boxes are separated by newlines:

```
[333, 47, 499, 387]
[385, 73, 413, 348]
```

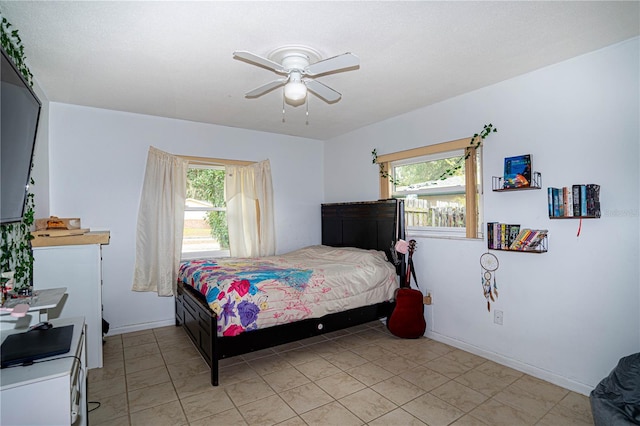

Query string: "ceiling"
[2, 1, 638, 141]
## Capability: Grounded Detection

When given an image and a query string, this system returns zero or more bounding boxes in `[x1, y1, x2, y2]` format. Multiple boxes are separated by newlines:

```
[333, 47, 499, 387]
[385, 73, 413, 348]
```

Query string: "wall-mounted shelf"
[489, 238, 548, 254]
[492, 172, 542, 191]
[488, 163, 548, 252]
[487, 223, 548, 253]
[547, 184, 601, 219]
[549, 216, 599, 220]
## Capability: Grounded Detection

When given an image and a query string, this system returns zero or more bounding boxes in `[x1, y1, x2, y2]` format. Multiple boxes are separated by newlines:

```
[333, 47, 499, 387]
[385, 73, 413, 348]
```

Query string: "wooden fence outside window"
[403, 198, 465, 228]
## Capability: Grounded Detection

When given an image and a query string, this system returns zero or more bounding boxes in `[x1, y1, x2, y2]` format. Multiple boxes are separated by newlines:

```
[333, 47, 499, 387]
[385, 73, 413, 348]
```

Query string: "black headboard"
[321, 199, 405, 276]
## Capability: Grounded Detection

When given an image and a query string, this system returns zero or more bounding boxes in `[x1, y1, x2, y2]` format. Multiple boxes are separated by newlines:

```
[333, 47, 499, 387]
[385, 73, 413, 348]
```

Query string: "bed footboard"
[175, 282, 219, 385]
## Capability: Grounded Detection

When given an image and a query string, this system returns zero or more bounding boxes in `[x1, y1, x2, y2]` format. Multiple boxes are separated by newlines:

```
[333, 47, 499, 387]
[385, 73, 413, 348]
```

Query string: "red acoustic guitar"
[387, 240, 426, 339]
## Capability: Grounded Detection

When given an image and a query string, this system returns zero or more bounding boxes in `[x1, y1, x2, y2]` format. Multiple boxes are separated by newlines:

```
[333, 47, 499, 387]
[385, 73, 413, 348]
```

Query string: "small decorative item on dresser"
[35, 216, 82, 231]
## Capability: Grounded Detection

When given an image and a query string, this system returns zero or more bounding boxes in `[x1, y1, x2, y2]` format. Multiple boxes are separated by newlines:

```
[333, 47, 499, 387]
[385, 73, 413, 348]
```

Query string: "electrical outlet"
[425, 289, 433, 305]
[494, 310, 503, 325]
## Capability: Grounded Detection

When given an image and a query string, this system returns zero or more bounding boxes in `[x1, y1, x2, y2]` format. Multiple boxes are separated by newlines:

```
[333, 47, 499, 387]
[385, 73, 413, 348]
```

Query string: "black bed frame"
[175, 199, 405, 386]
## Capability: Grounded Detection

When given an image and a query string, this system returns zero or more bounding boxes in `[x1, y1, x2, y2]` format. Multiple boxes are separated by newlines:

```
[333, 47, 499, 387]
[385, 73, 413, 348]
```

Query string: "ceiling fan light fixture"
[284, 80, 307, 102]
[234, 45, 359, 109]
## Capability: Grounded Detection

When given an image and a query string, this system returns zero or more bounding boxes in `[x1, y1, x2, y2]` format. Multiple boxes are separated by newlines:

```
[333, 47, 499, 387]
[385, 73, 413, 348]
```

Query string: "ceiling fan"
[233, 45, 359, 105]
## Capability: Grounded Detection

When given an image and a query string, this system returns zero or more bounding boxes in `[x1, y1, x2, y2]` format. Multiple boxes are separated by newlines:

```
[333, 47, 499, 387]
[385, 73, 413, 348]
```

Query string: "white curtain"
[225, 159, 275, 257]
[132, 147, 188, 296]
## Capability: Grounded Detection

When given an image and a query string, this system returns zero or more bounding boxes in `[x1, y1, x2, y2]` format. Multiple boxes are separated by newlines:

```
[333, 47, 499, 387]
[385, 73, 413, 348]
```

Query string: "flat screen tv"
[1, 45, 41, 224]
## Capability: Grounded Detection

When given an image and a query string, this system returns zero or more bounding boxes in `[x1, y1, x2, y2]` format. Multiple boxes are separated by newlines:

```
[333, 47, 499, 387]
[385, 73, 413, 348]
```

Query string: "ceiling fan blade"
[245, 79, 286, 98]
[304, 53, 359, 76]
[305, 79, 342, 103]
[233, 51, 286, 74]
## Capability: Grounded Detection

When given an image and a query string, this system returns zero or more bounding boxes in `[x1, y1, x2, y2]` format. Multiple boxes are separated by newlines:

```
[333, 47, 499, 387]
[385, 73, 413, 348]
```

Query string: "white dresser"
[1, 317, 87, 426]
[32, 232, 109, 369]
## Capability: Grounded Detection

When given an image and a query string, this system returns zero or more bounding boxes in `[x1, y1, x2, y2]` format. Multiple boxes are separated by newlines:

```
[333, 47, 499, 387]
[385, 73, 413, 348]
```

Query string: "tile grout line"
[155, 329, 191, 426]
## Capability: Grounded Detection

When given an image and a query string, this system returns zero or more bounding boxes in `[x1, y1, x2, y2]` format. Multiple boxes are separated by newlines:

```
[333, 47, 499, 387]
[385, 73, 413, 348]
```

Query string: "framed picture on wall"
[503, 154, 532, 188]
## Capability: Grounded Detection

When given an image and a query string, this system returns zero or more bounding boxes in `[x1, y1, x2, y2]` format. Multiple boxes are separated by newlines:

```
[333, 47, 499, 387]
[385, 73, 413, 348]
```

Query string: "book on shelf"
[509, 228, 547, 251]
[572, 185, 581, 217]
[487, 222, 502, 249]
[565, 187, 573, 217]
[550, 187, 561, 217]
[548, 186, 565, 217]
[509, 228, 531, 250]
[491, 223, 521, 249]
[548, 184, 600, 217]
[507, 224, 521, 247]
[525, 230, 548, 250]
[580, 184, 587, 216]
[487, 222, 498, 249]
[487, 222, 494, 248]
[587, 184, 601, 217]
[504, 154, 532, 188]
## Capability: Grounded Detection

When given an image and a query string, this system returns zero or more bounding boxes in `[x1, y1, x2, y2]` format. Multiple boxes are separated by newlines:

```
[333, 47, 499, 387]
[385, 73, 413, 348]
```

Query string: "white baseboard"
[108, 318, 177, 336]
[425, 330, 594, 396]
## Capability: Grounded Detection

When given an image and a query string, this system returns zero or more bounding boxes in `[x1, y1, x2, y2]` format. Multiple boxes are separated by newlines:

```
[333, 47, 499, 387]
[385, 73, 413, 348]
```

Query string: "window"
[376, 138, 482, 238]
[180, 156, 253, 259]
[182, 164, 228, 259]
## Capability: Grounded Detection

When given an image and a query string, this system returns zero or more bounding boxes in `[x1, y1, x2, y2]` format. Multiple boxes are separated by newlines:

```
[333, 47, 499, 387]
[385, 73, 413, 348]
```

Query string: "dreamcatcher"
[479, 252, 499, 311]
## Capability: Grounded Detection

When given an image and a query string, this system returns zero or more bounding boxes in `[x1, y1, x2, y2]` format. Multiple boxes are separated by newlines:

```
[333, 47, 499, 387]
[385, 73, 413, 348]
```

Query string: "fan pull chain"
[282, 94, 286, 123]
[305, 96, 309, 125]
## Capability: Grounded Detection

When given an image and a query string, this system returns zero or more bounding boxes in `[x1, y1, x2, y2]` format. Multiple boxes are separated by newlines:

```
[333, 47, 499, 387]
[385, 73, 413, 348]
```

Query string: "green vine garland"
[371, 148, 399, 185]
[437, 123, 497, 180]
[372, 123, 497, 184]
[0, 11, 36, 292]
[0, 14, 33, 86]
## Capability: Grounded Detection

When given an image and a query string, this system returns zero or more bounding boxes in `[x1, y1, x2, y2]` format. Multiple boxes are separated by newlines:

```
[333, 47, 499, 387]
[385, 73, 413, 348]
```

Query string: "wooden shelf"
[493, 186, 542, 192]
[31, 230, 110, 247]
[549, 216, 599, 219]
[489, 247, 547, 254]
[548, 184, 601, 219]
[487, 224, 548, 253]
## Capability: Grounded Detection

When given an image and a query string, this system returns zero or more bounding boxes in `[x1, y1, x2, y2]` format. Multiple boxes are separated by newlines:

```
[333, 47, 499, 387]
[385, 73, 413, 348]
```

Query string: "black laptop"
[1, 325, 74, 368]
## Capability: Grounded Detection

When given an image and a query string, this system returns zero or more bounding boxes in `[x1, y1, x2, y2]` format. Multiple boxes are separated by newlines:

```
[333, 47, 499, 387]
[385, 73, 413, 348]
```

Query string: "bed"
[174, 199, 405, 386]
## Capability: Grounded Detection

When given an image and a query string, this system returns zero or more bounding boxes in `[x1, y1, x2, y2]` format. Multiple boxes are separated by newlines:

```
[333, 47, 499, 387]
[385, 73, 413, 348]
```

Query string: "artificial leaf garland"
[0, 11, 36, 292]
[372, 123, 498, 184]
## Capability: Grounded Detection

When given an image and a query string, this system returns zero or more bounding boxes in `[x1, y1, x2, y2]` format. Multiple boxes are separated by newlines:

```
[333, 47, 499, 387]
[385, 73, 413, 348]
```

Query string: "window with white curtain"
[178, 155, 260, 259]
[182, 164, 230, 260]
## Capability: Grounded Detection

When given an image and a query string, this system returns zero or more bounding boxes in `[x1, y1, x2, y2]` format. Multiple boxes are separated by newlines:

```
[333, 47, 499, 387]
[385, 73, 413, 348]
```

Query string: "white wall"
[48, 105, 324, 333]
[324, 37, 640, 394]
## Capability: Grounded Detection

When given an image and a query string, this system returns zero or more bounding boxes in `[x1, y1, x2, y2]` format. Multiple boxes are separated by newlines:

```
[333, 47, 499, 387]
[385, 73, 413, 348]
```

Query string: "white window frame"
[393, 149, 467, 237]
[376, 137, 482, 239]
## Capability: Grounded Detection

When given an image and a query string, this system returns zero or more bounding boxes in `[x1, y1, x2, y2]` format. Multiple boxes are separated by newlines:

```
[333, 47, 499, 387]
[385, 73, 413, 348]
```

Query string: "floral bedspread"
[178, 245, 398, 337]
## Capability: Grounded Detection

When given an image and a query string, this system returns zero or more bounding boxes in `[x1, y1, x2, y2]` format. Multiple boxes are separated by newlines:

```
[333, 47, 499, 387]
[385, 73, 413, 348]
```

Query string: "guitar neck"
[405, 239, 417, 288]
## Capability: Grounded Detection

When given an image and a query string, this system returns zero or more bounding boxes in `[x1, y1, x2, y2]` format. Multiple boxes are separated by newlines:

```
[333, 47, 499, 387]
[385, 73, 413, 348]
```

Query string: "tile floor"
[88, 321, 594, 425]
